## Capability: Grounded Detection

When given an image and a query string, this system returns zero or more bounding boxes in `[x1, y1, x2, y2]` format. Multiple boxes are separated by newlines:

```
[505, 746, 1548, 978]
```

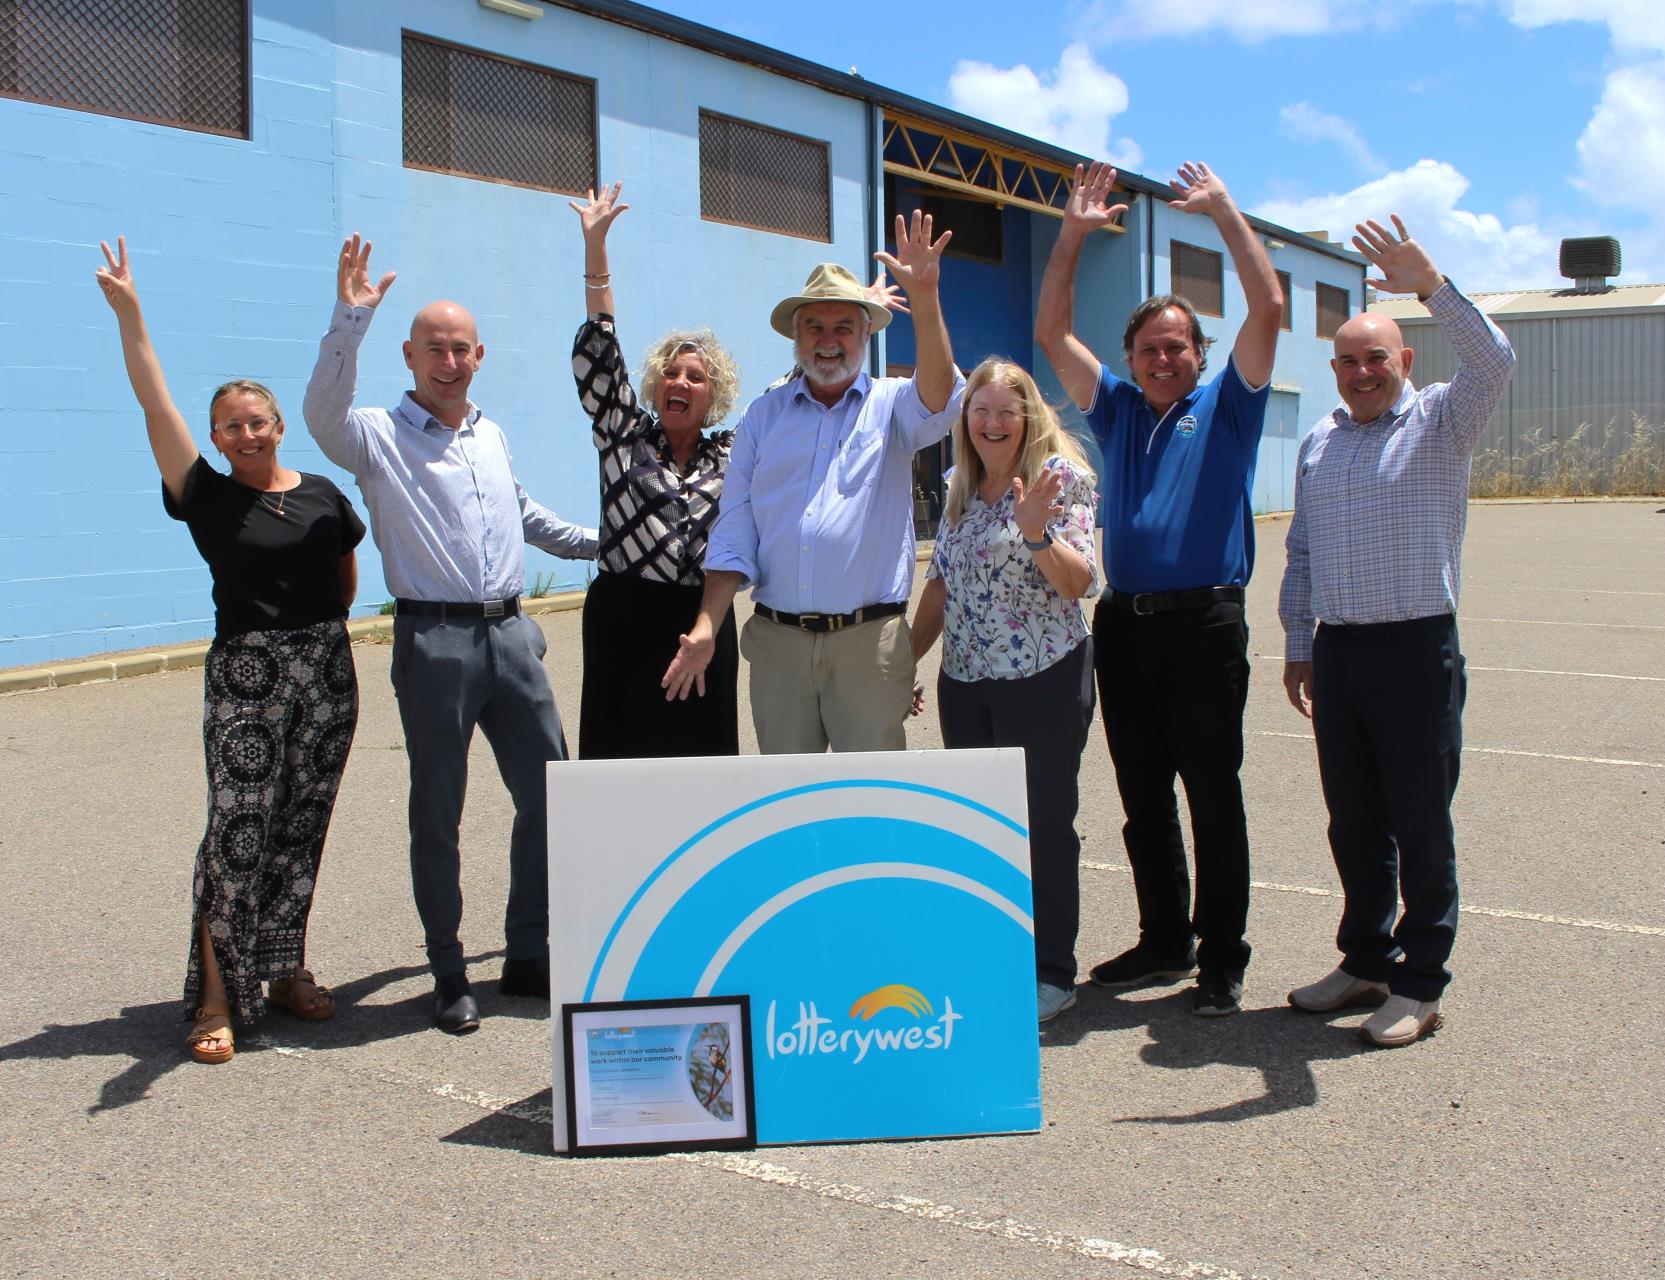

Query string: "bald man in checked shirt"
[1279, 215, 1515, 1049]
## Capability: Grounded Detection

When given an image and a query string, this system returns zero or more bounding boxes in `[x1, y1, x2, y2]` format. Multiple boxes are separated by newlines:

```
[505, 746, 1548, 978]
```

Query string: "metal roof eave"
[537, 0, 1367, 270]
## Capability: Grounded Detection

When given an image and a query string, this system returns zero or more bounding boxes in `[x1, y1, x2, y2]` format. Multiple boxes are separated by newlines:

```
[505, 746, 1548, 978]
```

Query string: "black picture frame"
[561, 995, 756, 1157]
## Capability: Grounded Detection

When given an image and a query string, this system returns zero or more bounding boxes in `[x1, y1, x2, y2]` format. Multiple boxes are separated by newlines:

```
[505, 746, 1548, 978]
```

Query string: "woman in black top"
[96, 238, 366, 1065]
[569, 185, 743, 757]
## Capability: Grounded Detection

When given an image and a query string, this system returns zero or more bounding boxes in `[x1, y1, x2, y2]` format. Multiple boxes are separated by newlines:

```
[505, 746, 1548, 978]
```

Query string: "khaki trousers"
[741, 613, 915, 753]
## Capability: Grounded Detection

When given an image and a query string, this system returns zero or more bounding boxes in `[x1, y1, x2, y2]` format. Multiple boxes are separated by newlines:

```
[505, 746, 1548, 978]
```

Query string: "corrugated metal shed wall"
[1398, 312, 1665, 488]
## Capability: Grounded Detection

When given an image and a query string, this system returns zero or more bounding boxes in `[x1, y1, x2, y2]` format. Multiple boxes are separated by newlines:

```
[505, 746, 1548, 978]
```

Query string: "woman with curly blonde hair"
[912, 357, 1100, 1024]
[568, 183, 744, 756]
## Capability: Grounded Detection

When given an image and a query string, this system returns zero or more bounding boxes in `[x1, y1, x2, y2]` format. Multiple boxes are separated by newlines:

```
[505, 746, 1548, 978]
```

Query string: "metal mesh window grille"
[1316, 282, 1350, 339]
[1276, 269, 1293, 331]
[402, 32, 596, 195]
[1170, 240, 1224, 317]
[0, 0, 247, 137]
[699, 110, 830, 242]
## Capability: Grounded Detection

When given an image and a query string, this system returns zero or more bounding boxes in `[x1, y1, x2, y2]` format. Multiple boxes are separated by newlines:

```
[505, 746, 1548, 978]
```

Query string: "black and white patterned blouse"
[572, 315, 733, 587]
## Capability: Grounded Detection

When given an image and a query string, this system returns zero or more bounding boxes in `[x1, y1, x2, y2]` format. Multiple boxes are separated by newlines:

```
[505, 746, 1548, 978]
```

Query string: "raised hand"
[865, 269, 910, 316]
[1168, 161, 1229, 216]
[94, 236, 139, 316]
[874, 209, 952, 297]
[337, 233, 396, 310]
[1011, 466, 1066, 544]
[569, 182, 630, 242]
[1352, 215, 1443, 298]
[1062, 162, 1128, 240]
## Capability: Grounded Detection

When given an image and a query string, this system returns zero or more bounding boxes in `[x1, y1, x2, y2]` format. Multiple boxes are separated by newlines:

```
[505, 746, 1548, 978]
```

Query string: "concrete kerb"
[0, 590, 589, 697]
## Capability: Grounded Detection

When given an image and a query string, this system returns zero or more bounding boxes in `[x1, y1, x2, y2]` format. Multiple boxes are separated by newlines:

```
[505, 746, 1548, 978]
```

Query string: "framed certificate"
[561, 995, 756, 1156]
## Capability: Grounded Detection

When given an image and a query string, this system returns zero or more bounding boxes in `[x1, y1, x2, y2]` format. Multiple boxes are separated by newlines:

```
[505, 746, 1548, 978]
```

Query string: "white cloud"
[1574, 62, 1665, 215]
[1500, 0, 1665, 53]
[1253, 159, 1559, 290]
[1279, 102, 1387, 176]
[947, 44, 1143, 168]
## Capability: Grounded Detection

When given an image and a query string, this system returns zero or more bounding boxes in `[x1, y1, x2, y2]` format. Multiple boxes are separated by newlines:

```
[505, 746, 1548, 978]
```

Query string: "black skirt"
[579, 569, 739, 758]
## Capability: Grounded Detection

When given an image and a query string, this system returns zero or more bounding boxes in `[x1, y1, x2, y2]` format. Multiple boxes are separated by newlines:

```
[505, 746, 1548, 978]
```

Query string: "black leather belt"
[1108, 585, 1244, 616]
[394, 596, 521, 620]
[753, 601, 906, 633]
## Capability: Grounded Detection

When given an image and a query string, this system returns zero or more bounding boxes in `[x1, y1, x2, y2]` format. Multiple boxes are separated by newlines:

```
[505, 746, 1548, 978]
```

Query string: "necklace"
[259, 487, 288, 519]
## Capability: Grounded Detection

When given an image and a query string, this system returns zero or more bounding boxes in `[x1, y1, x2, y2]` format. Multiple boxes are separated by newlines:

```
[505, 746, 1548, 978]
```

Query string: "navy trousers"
[937, 641, 1096, 988]
[1312, 613, 1465, 1001]
[391, 611, 567, 977]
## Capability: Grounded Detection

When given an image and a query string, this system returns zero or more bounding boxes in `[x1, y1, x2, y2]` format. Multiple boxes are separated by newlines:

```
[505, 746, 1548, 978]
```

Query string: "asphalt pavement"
[1, 499, 1660, 1279]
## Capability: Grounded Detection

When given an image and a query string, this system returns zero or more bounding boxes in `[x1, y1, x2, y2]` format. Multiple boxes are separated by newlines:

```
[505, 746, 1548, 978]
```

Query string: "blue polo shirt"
[1084, 355, 1269, 594]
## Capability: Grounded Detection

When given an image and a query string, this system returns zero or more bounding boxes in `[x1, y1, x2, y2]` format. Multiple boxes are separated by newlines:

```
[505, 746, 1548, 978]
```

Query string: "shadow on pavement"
[1040, 982, 1373, 1124]
[441, 1089, 556, 1156]
[0, 950, 519, 1115]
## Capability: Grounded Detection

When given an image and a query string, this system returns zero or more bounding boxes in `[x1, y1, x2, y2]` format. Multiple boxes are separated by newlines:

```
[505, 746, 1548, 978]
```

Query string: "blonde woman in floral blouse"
[910, 357, 1100, 1025]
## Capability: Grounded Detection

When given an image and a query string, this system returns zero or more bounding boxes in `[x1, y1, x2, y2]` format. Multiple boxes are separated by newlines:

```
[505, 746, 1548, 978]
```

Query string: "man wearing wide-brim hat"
[661, 211, 963, 753]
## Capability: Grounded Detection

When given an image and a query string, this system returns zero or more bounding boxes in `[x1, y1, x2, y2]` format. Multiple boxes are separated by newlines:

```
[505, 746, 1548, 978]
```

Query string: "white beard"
[799, 346, 863, 389]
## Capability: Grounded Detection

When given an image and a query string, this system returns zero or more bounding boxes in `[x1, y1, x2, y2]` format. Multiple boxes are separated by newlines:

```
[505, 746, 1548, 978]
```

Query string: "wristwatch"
[1022, 530, 1054, 552]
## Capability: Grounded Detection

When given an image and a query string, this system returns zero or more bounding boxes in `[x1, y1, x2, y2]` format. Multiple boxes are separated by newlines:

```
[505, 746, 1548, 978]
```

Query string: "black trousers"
[1312, 614, 1465, 1001]
[938, 641, 1096, 988]
[579, 569, 739, 759]
[1093, 596, 1252, 977]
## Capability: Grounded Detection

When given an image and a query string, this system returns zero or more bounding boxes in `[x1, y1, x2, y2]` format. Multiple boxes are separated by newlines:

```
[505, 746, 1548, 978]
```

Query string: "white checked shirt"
[1279, 283, 1516, 662]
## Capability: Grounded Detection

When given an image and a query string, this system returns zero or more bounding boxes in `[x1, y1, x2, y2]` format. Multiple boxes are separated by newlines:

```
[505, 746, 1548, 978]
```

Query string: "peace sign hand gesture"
[337, 233, 397, 310]
[94, 235, 139, 318]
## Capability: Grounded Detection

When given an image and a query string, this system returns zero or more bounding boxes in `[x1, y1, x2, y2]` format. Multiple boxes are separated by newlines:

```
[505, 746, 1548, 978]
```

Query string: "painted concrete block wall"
[0, 0, 875, 667]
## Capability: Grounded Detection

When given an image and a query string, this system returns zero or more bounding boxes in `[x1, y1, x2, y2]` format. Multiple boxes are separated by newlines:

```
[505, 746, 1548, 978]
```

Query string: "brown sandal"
[188, 1003, 234, 1065]
[267, 968, 335, 1021]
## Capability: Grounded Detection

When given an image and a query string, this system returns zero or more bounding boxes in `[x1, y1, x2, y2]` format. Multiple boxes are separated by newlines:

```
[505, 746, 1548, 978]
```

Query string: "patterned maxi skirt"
[183, 618, 359, 1021]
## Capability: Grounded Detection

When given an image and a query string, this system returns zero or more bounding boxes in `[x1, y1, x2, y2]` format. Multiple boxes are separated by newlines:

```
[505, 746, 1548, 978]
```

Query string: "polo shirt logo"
[1175, 414, 1198, 438]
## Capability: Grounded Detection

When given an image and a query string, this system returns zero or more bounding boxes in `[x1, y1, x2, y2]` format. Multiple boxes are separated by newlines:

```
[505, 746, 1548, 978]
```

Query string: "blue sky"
[647, 0, 1663, 291]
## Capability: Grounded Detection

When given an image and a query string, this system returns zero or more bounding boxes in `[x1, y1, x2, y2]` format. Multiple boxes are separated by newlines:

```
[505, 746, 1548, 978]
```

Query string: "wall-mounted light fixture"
[479, 0, 544, 18]
[1264, 238, 1287, 252]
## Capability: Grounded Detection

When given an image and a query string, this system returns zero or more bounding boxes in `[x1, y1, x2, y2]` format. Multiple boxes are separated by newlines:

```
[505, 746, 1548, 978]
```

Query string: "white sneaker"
[1037, 982, 1078, 1024]
[1361, 995, 1443, 1047]
[1288, 966, 1390, 1013]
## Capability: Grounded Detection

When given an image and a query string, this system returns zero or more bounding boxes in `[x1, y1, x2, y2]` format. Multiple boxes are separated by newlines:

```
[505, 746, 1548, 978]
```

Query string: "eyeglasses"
[214, 416, 277, 437]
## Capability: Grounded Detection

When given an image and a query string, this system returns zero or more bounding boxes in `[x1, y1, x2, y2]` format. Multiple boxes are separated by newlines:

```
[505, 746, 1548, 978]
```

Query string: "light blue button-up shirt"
[302, 302, 595, 602]
[704, 369, 963, 614]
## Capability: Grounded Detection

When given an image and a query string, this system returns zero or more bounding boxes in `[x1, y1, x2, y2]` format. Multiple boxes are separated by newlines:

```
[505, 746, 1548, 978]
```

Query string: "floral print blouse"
[927, 455, 1099, 682]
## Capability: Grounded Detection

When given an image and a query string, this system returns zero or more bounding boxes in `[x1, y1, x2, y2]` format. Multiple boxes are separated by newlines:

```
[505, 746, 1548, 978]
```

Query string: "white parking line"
[1255, 729, 1664, 770]
[1466, 585, 1665, 597]
[1081, 862, 1665, 937]
[673, 1152, 1268, 1278]
[262, 1044, 1266, 1278]
[1464, 616, 1665, 631]
[1466, 665, 1665, 683]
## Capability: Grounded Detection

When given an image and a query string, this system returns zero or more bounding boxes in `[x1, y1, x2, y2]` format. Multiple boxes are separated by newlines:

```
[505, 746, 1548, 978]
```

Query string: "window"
[699, 109, 830, 242]
[1170, 240, 1224, 317]
[885, 175, 1003, 263]
[402, 32, 596, 194]
[0, 0, 248, 137]
[1275, 270, 1293, 331]
[1316, 282, 1350, 339]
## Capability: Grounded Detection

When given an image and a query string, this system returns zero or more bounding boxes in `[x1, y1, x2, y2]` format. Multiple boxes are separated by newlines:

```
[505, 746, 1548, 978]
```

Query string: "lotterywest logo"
[764, 983, 963, 1064]
[1175, 414, 1199, 438]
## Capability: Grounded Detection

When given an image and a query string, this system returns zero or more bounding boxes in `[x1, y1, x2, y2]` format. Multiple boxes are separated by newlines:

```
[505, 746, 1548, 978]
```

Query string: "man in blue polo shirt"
[1036, 160, 1283, 1016]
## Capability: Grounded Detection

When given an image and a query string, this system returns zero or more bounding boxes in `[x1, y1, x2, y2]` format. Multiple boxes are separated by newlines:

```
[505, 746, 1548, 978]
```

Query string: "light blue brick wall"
[0, 0, 874, 667]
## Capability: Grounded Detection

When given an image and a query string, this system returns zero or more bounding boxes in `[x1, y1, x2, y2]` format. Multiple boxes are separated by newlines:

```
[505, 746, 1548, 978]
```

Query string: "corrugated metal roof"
[1372, 283, 1665, 321]
[543, 0, 1366, 267]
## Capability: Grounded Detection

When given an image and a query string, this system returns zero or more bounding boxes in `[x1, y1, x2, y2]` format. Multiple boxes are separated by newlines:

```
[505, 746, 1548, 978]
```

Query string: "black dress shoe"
[498, 955, 550, 1000]
[433, 972, 480, 1034]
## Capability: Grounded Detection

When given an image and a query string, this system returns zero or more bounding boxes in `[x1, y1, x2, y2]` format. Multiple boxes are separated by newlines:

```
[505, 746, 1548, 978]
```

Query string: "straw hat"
[768, 263, 893, 339]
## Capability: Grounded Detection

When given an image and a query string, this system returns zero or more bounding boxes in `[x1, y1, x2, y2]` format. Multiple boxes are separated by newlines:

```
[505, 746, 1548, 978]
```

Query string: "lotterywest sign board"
[547, 750, 1041, 1150]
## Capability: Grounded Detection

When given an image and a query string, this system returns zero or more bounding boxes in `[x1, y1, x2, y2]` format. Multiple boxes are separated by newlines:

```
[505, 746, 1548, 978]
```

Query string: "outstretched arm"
[1168, 162, 1282, 388]
[1037, 163, 1125, 410]
[875, 210, 955, 412]
[94, 237, 198, 503]
[570, 182, 629, 321]
[303, 233, 396, 474]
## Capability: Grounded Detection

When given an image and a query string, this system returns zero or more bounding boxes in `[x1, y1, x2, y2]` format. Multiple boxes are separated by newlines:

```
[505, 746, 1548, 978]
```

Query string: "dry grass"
[1471, 415, 1665, 498]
